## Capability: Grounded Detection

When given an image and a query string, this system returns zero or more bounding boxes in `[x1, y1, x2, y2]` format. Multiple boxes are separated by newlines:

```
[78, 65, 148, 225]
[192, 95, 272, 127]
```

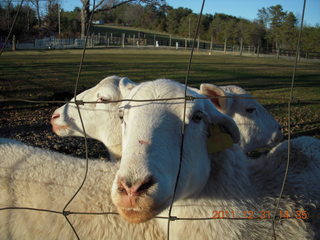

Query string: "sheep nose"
[118, 176, 155, 197]
[51, 113, 60, 120]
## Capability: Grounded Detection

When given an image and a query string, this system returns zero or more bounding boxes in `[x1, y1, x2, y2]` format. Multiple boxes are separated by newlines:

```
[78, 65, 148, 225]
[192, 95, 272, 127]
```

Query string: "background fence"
[2, 32, 320, 60]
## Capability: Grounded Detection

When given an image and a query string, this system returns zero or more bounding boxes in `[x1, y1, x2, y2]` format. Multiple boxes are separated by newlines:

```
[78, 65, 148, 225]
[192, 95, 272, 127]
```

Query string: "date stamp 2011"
[211, 210, 309, 220]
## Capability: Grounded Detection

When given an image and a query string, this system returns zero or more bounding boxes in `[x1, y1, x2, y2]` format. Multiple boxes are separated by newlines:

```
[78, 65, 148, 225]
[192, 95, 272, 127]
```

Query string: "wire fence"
[0, 0, 318, 240]
[2, 34, 320, 61]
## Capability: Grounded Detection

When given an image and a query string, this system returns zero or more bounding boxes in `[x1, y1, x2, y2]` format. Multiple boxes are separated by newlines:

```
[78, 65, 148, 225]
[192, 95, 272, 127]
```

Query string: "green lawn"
[0, 48, 319, 138]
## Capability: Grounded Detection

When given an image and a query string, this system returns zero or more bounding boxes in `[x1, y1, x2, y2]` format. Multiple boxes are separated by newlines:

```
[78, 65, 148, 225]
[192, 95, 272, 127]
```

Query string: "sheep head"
[111, 79, 239, 223]
[200, 84, 283, 152]
[51, 76, 137, 160]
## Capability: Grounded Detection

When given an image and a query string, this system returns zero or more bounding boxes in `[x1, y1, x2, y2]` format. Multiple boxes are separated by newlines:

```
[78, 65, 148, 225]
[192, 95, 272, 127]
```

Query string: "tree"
[281, 12, 297, 50]
[166, 6, 192, 34]
[209, 14, 224, 43]
[59, 8, 81, 37]
[79, 0, 165, 38]
[247, 20, 265, 50]
[0, 0, 14, 30]
[28, 0, 43, 28]
[257, 4, 298, 53]
[268, 5, 286, 50]
[0, 3, 37, 40]
[121, 4, 143, 26]
[43, 0, 59, 34]
[179, 13, 197, 38]
[301, 26, 320, 53]
[257, 7, 269, 28]
[209, 13, 239, 52]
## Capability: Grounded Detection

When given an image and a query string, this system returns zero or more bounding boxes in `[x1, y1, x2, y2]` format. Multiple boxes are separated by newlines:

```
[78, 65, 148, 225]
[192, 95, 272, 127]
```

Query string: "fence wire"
[166, 0, 206, 239]
[0, 0, 316, 240]
[2, 94, 320, 105]
[61, 1, 97, 236]
[270, 0, 308, 239]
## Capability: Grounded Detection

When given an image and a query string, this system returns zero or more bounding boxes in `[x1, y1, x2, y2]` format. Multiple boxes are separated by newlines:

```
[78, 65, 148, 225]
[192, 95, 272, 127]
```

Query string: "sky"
[62, 0, 320, 26]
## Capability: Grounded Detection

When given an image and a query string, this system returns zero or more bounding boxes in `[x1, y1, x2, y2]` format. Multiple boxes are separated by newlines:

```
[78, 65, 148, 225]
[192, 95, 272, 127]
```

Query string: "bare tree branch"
[79, 0, 163, 38]
[92, 0, 137, 13]
[94, 0, 106, 9]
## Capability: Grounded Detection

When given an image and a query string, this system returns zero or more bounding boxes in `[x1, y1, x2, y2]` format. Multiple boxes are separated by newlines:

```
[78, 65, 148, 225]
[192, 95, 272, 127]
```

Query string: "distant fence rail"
[1, 33, 320, 60]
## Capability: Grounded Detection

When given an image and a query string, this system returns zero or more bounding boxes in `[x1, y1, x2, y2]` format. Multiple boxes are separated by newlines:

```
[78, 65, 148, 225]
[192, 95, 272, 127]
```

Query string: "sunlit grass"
[1, 48, 319, 138]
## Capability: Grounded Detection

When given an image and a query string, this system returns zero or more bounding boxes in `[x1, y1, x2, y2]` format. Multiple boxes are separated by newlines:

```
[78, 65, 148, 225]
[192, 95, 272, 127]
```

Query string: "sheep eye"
[246, 108, 256, 113]
[118, 109, 124, 123]
[191, 111, 203, 123]
[97, 96, 109, 103]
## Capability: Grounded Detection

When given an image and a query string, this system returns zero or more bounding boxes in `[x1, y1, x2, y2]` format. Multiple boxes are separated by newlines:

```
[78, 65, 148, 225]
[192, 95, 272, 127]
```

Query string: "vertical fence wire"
[61, 1, 97, 239]
[166, 1, 206, 239]
[270, 0, 307, 239]
[62, 0, 96, 212]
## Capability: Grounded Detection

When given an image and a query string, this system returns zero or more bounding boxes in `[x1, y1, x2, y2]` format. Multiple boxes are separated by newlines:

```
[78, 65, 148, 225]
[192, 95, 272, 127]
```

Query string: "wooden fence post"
[210, 35, 213, 55]
[122, 33, 125, 48]
[197, 36, 200, 52]
[12, 35, 16, 51]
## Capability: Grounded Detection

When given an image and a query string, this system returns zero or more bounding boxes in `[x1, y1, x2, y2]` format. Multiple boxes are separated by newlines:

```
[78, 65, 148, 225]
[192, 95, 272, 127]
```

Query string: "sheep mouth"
[116, 196, 172, 223]
[51, 123, 70, 136]
[117, 206, 161, 223]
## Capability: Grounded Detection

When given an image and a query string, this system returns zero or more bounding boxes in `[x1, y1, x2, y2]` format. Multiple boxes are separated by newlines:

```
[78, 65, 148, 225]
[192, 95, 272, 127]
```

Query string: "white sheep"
[199, 84, 283, 152]
[51, 77, 282, 157]
[50, 75, 137, 160]
[251, 136, 320, 202]
[110, 79, 318, 239]
[1, 114, 318, 239]
[0, 138, 164, 240]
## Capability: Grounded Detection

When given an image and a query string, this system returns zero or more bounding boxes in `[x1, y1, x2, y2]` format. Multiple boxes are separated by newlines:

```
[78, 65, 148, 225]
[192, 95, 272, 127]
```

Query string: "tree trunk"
[36, 0, 42, 28]
[239, 37, 243, 56]
[81, 0, 90, 39]
[276, 40, 280, 60]
[224, 38, 227, 54]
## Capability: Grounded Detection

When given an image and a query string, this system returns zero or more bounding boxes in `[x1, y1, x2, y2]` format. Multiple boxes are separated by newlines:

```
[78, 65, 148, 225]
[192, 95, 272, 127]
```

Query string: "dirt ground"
[0, 105, 110, 160]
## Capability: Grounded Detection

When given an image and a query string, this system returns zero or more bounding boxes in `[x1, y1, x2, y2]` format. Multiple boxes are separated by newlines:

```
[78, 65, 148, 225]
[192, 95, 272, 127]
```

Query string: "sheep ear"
[204, 100, 240, 153]
[119, 77, 138, 97]
[200, 84, 232, 114]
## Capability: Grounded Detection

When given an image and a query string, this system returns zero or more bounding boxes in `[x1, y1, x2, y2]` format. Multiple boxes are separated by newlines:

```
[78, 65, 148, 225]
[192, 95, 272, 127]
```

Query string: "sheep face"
[111, 79, 239, 223]
[200, 84, 283, 152]
[51, 76, 136, 159]
[230, 94, 283, 152]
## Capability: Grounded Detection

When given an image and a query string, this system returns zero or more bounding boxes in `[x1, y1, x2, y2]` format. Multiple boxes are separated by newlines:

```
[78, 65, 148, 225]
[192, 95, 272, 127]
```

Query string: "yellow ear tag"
[207, 124, 233, 154]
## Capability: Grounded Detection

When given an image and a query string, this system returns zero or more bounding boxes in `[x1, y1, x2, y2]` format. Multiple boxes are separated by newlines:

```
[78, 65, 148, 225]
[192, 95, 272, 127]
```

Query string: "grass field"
[0, 48, 319, 139]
